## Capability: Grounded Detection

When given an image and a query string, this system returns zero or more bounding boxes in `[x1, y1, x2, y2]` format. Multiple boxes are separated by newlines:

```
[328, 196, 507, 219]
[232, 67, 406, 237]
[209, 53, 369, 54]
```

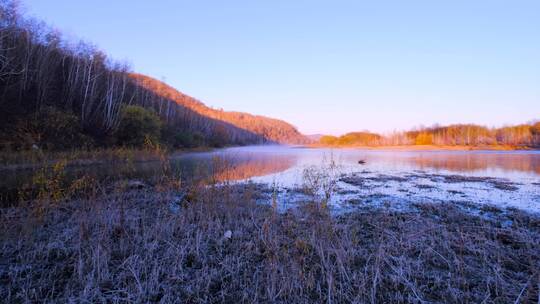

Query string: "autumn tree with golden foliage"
[319, 123, 540, 147]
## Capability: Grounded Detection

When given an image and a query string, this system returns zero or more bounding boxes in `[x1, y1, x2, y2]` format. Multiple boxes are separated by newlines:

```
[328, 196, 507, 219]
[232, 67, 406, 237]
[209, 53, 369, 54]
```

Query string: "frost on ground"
[2, 183, 539, 303]
[247, 167, 540, 214]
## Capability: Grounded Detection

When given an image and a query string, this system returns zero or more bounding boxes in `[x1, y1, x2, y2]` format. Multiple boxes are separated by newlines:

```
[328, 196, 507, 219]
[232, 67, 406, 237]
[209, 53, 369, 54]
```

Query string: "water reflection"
[408, 152, 540, 175]
[293, 149, 540, 178]
[2, 146, 539, 205]
[0, 148, 299, 199]
[178, 152, 298, 182]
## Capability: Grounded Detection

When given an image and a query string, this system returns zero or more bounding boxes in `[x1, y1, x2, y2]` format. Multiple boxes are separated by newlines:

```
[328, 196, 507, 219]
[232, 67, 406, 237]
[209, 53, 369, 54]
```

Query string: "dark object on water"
[358, 160, 366, 165]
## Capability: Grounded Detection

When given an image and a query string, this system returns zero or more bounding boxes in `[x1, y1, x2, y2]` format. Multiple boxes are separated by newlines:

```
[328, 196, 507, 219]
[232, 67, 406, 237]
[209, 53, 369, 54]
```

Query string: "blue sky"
[24, 0, 540, 135]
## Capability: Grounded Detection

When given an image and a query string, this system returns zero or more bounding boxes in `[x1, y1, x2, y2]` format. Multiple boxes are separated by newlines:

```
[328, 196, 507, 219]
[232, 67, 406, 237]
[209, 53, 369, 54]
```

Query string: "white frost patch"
[245, 164, 540, 214]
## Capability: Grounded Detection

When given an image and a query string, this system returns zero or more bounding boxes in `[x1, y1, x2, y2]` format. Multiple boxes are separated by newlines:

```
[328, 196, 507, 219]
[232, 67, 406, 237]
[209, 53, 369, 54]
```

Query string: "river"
[3, 145, 540, 212]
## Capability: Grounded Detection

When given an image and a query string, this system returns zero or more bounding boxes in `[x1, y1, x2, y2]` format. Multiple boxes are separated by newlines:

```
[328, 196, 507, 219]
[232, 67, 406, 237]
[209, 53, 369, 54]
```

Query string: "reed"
[1, 175, 539, 303]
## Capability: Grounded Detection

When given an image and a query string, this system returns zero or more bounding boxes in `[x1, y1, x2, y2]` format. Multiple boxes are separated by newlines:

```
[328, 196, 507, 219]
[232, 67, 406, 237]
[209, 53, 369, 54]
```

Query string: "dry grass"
[1, 180, 539, 303]
[0, 147, 170, 170]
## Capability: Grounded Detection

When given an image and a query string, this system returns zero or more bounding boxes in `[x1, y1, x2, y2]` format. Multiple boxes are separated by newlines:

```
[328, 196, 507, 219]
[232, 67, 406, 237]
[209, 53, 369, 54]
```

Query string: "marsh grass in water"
[301, 154, 341, 209]
[1, 163, 539, 303]
[0, 147, 166, 171]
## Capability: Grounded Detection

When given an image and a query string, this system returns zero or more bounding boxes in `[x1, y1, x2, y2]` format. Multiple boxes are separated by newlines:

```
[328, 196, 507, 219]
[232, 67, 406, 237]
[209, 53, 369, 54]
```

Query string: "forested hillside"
[320, 123, 540, 147]
[0, 2, 307, 151]
[130, 74, 308, 144]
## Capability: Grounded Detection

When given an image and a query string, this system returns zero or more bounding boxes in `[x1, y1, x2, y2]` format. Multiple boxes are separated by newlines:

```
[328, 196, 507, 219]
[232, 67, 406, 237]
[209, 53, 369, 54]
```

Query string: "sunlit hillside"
[130, 74, 309, 144]
[0, 5, 307, 151]
[319, 123, 540, 147]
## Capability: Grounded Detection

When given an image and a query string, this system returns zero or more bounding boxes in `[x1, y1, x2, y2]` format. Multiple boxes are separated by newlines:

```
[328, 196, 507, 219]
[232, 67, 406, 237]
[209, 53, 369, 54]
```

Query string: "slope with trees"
[318, 123, 540, 148]
[0, 1, 307, 151]
[130, 74, 309, 145]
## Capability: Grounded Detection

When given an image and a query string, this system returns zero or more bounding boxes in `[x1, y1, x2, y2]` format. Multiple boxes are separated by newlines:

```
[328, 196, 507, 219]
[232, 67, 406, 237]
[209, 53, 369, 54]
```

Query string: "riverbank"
[0, 147, 215, 171]
[1, 182, 539, 303]
[306, 144, 537, 151]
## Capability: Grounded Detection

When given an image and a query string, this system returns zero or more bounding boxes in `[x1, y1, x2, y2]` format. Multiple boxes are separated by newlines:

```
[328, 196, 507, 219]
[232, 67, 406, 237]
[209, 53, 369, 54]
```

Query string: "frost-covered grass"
[1, 180, 539, 303]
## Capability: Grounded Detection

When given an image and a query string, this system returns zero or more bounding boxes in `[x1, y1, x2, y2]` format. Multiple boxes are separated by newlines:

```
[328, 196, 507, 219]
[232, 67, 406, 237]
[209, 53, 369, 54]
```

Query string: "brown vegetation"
[1, 179, 539, 303]
[320, 132, 382, 146]
[1, 151, 539, 303]
[319, 123, 540, 148]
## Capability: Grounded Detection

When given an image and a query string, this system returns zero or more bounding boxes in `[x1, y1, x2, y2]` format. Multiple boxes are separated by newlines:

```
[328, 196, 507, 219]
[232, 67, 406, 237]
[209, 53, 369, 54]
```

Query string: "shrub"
[116, 105, 162, 148]
[209, 124, 229, 147]
[338, 132, 382, 146]
[319, 135, 338, 145]
[11, 107, 93, 150]
[162, 126, 204, 149]
[531, 122, 540, 136]
[415, 132, 433, 145]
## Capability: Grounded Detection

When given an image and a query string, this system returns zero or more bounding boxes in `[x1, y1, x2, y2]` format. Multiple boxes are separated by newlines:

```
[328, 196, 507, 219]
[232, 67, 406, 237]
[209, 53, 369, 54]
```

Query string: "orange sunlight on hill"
[130, 74, 309, 144]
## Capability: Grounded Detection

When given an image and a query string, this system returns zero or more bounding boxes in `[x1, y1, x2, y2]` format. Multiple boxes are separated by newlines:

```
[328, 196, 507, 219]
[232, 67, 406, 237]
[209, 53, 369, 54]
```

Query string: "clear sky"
[23, 0, 540, 135]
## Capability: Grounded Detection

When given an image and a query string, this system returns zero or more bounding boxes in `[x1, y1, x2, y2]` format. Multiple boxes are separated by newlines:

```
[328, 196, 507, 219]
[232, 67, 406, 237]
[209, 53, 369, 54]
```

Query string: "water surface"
[3, 145, 540, 212]
[177, 146, 540, 212]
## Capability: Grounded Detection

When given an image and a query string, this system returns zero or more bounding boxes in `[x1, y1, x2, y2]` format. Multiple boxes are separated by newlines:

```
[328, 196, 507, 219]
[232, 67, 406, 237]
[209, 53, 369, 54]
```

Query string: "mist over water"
[181, 146, 540, 181]
[183, 146, 539, 212]
[3, 146, 540, 212]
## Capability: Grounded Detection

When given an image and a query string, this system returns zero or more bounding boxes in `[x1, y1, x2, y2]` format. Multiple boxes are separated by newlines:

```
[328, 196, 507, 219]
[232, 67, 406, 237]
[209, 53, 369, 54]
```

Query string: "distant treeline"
[0, 1, 306, 151]
[320, 123, 540, 147]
